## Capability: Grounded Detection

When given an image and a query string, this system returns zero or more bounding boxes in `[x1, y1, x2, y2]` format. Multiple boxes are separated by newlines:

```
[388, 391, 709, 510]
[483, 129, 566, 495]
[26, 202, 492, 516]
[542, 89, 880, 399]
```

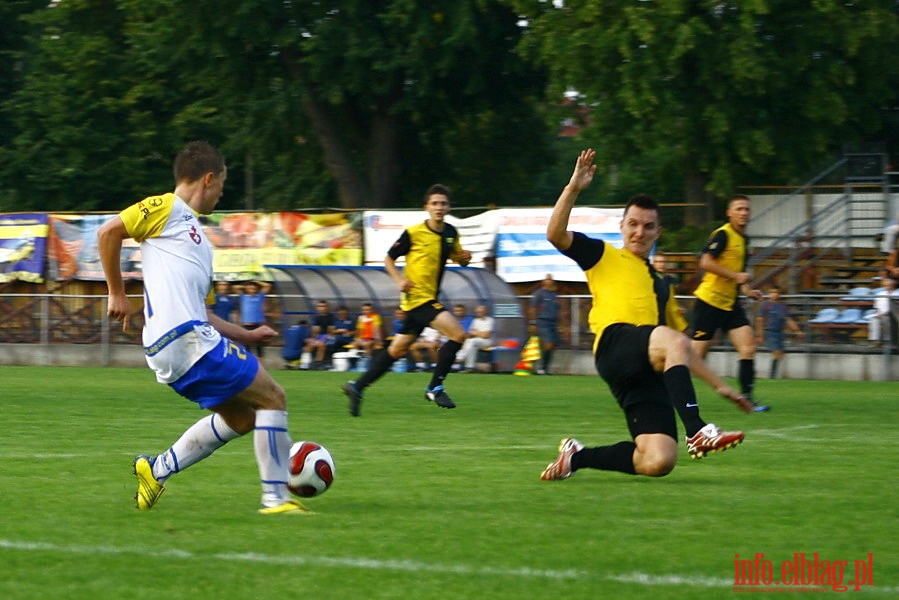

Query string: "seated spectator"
[454, 304, 495, 373]
[352, 302, 383, 357]
[329, 306, 356, 356]
[409, 326, 441, 371]
[282, 319, 311, 369]
[452, 303, 473, 333]
[308, 300, 336, 370]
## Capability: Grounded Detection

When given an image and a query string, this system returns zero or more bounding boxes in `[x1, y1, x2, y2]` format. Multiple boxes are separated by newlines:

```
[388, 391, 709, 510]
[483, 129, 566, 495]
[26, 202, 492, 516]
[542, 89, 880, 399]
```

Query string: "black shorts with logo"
[399, 299, 446, 338]
[595, 323, 677, 439]
[690, 298, 750, 341]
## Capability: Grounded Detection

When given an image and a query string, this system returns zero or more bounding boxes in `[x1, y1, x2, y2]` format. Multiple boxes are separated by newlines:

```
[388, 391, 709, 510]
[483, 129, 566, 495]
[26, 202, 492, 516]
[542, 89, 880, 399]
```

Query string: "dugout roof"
[265, 265, 526, 344]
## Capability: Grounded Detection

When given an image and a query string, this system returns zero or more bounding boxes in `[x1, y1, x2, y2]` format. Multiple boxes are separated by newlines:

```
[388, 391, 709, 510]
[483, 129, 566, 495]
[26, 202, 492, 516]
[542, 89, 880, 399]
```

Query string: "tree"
[510, 0, 899, 222]
[119, 0, 553, 209]
[1, 1, 552, 211]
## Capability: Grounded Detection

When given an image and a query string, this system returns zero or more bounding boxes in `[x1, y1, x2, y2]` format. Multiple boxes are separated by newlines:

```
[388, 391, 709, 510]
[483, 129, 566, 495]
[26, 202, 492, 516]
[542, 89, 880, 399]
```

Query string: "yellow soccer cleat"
[258, 499, 314, 516]
[133, 455, 165, 510]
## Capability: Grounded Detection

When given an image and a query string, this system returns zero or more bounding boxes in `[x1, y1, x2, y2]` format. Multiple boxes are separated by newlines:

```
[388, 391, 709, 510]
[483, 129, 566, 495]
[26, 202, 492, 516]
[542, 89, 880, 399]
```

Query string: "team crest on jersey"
[188, 225, 202, 245]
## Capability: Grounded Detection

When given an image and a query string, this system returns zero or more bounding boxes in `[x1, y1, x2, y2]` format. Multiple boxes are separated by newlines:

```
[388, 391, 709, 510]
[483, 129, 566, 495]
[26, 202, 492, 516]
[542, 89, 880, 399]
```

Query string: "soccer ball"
[287, 441, 335, 498]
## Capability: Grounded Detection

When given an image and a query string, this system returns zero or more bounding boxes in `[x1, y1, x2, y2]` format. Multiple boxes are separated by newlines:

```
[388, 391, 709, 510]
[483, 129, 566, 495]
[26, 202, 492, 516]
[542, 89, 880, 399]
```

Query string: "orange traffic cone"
[514, 336, 541, 376]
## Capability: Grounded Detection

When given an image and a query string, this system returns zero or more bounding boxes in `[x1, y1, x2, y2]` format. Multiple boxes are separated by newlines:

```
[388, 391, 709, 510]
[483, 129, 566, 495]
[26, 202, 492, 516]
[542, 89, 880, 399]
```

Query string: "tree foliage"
[0, 0, 552, 211]
[510, 0, 899, 219]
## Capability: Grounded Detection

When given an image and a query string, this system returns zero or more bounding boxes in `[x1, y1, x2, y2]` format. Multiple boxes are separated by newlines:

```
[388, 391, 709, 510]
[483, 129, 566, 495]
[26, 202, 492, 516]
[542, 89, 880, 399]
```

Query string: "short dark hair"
[729, 194, 750, 204]
[624, 194, 660, 219]
[424, 183, 452, 204]
[173, 141, 225, 183]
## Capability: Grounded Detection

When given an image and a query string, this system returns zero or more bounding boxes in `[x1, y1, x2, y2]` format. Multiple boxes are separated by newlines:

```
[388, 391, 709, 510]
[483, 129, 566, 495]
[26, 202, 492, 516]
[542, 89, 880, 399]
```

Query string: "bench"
[476, 338, 522, 373]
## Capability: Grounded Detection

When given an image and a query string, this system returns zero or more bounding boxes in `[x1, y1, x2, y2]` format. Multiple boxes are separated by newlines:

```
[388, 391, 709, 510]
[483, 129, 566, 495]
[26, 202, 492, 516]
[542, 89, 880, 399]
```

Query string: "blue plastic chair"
[834, 308, 863, 324]
[809, 308, 839, 323]
[840, 287, 871, 302]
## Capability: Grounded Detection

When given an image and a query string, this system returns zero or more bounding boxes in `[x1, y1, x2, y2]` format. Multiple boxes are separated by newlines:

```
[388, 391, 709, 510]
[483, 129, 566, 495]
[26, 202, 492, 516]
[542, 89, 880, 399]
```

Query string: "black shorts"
[690, 299, 750, 341]
[595, 324, 677, 439]
[399, 300, 445, 338]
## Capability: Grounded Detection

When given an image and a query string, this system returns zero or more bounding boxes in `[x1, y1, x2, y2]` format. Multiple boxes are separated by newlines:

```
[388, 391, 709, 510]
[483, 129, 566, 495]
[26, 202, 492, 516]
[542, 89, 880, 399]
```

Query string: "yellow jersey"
[562, 232, 686, 350]
[694, 223, 748, 311]
[387, 221, 465, 312]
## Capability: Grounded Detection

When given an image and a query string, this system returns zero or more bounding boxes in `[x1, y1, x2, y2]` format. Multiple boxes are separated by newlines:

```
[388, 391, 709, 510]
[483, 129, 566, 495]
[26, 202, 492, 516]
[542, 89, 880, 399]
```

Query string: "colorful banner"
[493, 207, 623, 283]
[47, 214, 138, 281]
[0, 213, 49, 283]
[45, 211, 363, 281]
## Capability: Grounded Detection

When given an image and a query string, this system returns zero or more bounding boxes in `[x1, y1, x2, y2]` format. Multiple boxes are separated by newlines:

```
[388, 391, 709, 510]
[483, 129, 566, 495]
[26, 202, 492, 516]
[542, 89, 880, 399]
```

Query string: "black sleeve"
[387, 229, 411, 260]
[700, 229, 728, 259]
[561, 231, 605, 272]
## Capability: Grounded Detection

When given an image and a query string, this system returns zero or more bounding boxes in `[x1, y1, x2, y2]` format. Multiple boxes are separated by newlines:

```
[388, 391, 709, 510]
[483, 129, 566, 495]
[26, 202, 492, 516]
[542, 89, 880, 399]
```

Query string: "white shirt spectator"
[868, 279, 898, 343]
[455, 305, 495, 370]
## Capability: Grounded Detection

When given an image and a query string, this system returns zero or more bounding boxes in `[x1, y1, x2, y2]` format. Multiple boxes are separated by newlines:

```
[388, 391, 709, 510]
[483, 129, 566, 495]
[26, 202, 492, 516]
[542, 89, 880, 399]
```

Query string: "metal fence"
[0, 292, 888, 354]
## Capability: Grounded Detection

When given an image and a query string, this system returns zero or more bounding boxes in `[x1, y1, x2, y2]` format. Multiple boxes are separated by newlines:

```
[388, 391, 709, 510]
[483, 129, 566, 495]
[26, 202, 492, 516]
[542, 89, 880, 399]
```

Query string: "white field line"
[0, 539, 584, 580]
[2, 540, 896, 593]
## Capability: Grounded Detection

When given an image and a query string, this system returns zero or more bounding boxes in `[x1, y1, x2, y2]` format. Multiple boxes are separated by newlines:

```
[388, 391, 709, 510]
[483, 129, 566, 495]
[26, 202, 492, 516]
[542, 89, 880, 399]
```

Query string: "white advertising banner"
[362, 207, 623, 283]
[362, 210, 498, 269]
[494, 207, 623, 283]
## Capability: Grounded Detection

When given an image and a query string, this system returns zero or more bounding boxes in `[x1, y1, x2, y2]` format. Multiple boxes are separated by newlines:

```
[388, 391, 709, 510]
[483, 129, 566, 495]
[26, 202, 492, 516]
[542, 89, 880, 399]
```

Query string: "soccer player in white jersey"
[98, 141, 308, 515]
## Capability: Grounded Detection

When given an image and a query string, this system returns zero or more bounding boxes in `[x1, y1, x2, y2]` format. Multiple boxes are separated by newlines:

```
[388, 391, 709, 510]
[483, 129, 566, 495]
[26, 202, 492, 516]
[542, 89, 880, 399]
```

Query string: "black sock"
[572, 442, 637, 475]
[429, 339, 461, 390]
[739, 359, 755, 396]
[770, 359, 779, 379]
[543, 349, 553, 371]
[355, 348, 395, 390]
[664, 365, 705, 438]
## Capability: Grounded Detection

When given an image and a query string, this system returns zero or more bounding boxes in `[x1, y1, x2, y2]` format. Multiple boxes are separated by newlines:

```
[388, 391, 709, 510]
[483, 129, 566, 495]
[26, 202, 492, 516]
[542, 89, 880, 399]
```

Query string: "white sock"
[254, 409, 293, 507]
[153, 413, 241, 483]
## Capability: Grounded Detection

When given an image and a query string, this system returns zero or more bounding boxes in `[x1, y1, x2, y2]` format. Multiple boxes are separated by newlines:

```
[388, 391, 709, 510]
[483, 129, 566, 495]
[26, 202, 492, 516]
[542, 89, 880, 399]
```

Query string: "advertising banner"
[362, 210, 498, 269]
[0, 213, 49, 283]
[493, 207, 623, 283]
[46, 211, 363, 281]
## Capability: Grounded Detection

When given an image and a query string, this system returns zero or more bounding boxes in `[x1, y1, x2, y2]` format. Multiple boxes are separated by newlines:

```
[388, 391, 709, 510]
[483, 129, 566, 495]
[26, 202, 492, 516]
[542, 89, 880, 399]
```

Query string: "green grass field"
[1, 366, 896, 599]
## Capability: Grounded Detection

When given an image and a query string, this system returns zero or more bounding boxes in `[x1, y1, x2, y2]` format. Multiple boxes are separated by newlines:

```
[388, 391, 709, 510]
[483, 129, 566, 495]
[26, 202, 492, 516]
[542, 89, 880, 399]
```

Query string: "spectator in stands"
[651, 254, 677, 290]
[282, 319, 311, 370]
[690, 194, 769, 412]
[532, 274, 561, 375]
[237, 280, 271, 357]
[329, 306, 356, 357]
[211, 281, 236, 322]
[455, 304, 495, 373]
[755, 285, 803, 379]
[452, 304, 473, 333]
[352, 302, 383, 357]
[868, 278, 898, 349]
[308, 300, 336, 370]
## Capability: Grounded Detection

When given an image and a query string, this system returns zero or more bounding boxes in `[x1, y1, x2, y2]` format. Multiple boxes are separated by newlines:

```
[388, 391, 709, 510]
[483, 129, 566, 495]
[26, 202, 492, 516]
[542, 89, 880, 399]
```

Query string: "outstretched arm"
[547, 149, 597, 252]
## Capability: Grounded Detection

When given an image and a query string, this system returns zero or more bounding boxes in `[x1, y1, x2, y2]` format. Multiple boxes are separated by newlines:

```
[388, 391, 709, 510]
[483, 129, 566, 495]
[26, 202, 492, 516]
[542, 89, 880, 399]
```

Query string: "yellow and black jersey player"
[341, 184, 472, 416]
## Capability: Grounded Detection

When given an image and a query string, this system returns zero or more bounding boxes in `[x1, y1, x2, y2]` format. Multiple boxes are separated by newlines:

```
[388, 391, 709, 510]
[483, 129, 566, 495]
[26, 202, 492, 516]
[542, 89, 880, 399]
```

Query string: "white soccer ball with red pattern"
[288, 441, 335, 498]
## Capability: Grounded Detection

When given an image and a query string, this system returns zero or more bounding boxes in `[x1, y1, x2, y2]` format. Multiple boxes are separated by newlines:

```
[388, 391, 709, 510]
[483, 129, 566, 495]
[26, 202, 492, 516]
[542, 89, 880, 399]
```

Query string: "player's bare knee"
[638, 456, 676, 477]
